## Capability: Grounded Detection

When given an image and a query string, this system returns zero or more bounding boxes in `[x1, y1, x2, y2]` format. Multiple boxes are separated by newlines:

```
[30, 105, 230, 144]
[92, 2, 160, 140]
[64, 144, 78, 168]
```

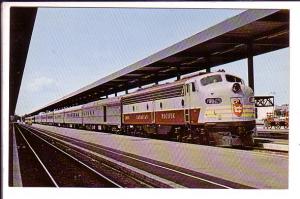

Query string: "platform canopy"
[10, 7, 37, 116]
[27, 9, 288, 116]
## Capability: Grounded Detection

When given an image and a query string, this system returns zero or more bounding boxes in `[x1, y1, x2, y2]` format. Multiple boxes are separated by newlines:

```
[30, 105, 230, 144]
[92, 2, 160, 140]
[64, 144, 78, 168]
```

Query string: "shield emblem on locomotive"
[231, 98, 243, 117]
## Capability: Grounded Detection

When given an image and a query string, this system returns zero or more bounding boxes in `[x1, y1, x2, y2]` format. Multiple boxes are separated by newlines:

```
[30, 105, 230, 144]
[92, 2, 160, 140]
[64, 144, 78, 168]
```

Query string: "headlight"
[232, 83, 241, 93]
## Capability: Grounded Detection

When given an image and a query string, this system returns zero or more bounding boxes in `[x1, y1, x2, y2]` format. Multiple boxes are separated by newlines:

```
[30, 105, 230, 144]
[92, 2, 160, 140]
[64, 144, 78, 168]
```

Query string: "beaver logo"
[232, 98, 243, 117]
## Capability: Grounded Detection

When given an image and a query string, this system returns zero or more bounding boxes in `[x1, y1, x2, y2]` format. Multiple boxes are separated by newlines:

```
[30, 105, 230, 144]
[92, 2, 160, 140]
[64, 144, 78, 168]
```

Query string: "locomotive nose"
[232, 83, 241, 93]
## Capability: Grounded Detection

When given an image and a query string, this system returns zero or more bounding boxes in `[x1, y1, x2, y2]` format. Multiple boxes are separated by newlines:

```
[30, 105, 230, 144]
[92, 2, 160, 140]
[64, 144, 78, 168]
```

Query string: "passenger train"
[25, 71, 256, 147]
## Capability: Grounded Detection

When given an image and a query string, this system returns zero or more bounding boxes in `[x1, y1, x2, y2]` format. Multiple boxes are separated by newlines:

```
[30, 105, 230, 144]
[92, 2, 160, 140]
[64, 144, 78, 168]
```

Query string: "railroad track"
[18, 124, 254, 189]
[15, 124, 122, 187]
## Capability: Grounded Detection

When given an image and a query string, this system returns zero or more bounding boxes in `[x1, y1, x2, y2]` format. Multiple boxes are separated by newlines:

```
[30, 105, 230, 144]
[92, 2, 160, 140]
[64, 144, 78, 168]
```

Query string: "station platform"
[257, 125, 289, 133]
[11, 124, 23, 186]
[255, 125, 289, 141]
[32, 124, 288, 189]
[254, 137, 288, 152]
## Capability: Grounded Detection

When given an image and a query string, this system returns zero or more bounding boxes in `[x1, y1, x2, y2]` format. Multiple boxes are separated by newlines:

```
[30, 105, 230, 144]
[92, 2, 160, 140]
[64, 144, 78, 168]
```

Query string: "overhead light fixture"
[219, 48, 235, 55]
[211, 51, 220, 55]
[268, 30, 288, 39]
[161, 68, 173, 73]
[234, 44, 245, 48]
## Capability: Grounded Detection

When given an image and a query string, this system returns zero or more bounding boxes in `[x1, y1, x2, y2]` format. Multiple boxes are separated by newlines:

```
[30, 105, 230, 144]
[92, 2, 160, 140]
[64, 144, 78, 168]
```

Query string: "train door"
[184, 83, 192, 124]
[103, 105, 107, 122]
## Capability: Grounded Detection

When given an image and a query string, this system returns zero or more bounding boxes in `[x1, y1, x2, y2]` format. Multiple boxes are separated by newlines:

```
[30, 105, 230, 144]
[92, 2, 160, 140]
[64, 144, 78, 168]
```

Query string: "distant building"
[256, 106, 274, 124]
[274, 104, 289, 117]
[255, 104, 289, 124]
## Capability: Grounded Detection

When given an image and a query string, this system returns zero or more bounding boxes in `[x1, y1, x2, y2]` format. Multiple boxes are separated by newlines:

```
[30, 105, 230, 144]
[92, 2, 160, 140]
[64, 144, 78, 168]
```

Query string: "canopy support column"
[176, 66, 181, 80]
[247, 43, 254, 91]
[206, 56, 211, 73]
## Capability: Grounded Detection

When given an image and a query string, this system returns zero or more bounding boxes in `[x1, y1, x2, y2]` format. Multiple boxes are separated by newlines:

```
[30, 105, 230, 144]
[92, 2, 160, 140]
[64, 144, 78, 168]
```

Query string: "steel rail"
[21, 125, 123, 188]
[15, 126, 59, 187]
[26, 125, 234, 189]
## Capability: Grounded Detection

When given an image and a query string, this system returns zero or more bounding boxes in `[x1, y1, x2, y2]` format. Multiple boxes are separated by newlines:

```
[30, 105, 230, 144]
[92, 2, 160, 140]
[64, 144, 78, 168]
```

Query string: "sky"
[15, 8, 289, 116]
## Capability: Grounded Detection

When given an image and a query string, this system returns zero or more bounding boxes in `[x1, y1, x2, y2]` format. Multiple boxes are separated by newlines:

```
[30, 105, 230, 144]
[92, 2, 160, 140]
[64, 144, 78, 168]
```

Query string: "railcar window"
[225, 74, 243, 84]
[181, 87, 185, 95]
[200, 75, 222, 86]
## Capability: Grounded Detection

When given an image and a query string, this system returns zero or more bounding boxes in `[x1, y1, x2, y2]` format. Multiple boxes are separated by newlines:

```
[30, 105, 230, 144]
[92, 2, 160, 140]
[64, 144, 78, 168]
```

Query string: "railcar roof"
[53, 109, 65, 114]
[122, 77, 186, 99]
[63, 105, 83, 112]
[82, 96, 121, 108]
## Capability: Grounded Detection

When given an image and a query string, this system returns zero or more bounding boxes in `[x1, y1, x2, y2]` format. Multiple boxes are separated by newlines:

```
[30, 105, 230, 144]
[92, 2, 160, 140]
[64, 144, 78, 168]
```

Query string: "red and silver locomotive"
[30, 71, 256, 147]
[122, 71, 256, 146]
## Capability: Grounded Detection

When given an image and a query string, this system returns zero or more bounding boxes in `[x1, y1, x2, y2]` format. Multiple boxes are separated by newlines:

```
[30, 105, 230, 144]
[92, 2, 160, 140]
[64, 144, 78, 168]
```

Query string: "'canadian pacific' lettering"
[161, 112, 176, 119]
[136, 114, 148, 120]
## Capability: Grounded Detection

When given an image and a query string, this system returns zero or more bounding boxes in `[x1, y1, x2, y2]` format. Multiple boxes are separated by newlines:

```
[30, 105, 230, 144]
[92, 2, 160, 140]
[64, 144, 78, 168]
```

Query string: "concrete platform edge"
[12, 125, 23, 187]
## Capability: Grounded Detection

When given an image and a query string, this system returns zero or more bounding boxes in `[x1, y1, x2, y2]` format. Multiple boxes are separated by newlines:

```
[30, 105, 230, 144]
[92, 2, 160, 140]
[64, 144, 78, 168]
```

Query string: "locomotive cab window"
[225, 74, 243, 84]
[200, 75, 222, 86]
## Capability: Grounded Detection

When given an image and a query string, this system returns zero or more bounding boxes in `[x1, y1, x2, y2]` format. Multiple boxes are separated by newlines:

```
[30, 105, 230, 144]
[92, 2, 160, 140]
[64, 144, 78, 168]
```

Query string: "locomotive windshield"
[225, 74, 243, 84]
[200, 75, 222, 86]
